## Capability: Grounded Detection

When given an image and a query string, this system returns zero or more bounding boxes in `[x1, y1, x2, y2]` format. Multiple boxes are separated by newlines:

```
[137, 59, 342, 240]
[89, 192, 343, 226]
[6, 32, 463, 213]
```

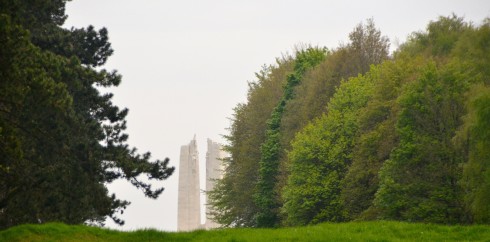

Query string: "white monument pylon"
[177, 136, 226, 231]
[177, 136, 201, 231]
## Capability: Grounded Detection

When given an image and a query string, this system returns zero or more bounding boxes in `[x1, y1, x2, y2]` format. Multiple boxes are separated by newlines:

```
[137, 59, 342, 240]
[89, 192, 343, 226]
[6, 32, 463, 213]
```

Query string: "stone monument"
[177, 136, 201, 231]
[177, 136, 226, 231]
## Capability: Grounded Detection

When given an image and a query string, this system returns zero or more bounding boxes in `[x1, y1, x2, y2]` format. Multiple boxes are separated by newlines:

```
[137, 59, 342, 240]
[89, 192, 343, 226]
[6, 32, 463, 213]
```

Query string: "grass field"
[0, 221, 489, 241]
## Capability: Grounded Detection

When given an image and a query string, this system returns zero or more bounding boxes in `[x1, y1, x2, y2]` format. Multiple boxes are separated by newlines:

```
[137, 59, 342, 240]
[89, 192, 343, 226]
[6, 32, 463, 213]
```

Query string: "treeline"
[208, 15, 490, 227]
[0, 0, 174, 229]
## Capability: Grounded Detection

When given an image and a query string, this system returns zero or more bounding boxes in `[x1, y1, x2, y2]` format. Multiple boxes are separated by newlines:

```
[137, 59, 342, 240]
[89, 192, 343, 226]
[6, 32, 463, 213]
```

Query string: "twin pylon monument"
[177, 136, 225, 231]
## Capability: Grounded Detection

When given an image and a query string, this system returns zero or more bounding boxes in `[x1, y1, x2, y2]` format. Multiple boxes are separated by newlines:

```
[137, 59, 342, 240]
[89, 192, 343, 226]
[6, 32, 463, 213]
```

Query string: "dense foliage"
[255, 47, 326, 227]
[0, 0, 174, 228]
[210, 15, 490, 227]
[283, 68, 375, 225]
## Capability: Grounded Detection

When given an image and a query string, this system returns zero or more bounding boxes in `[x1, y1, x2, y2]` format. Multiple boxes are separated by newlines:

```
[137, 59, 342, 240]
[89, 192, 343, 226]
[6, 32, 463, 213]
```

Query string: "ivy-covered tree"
[0, 1, 174, 229]
[255, 47, 326, 227]
[208, 60, 294, 227]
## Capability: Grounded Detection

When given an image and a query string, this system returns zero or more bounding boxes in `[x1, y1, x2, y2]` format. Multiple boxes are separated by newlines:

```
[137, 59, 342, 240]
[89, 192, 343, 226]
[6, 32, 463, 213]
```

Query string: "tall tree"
[374, 61, 469, 223]
[340, 55, 427, 220]
[281, 19, 389, 152]
[279, 20, 390, 207]
[255, 47, 326, 227]
[282, 67, 375, 226]
[373, 16, 477, 224]
[457, 85, 490, 223]
[0, 1, 174, 228]
[342, 15, 489, 223]
[348, 18, 390, 73]
[452, 19, 490, 224]
[208, 60, 294, 227]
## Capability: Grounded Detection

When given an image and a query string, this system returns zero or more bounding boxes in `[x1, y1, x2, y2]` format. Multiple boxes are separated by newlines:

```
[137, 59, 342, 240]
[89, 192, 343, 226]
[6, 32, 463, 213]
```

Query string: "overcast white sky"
[63, 0, 489, 231]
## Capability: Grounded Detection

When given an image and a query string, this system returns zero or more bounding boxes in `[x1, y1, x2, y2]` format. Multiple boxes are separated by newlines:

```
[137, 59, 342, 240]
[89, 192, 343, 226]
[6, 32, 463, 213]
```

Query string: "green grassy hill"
[0, 221, 489, 242]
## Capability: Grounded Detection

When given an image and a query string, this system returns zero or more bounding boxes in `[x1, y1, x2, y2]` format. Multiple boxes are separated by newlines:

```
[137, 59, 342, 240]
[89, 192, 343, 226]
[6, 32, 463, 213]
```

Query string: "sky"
[63, 0, 490, 231]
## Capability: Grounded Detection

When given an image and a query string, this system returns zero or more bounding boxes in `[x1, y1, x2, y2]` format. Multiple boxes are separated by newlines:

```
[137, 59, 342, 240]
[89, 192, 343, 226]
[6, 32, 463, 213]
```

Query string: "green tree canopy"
[282, 67, 375, 226]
